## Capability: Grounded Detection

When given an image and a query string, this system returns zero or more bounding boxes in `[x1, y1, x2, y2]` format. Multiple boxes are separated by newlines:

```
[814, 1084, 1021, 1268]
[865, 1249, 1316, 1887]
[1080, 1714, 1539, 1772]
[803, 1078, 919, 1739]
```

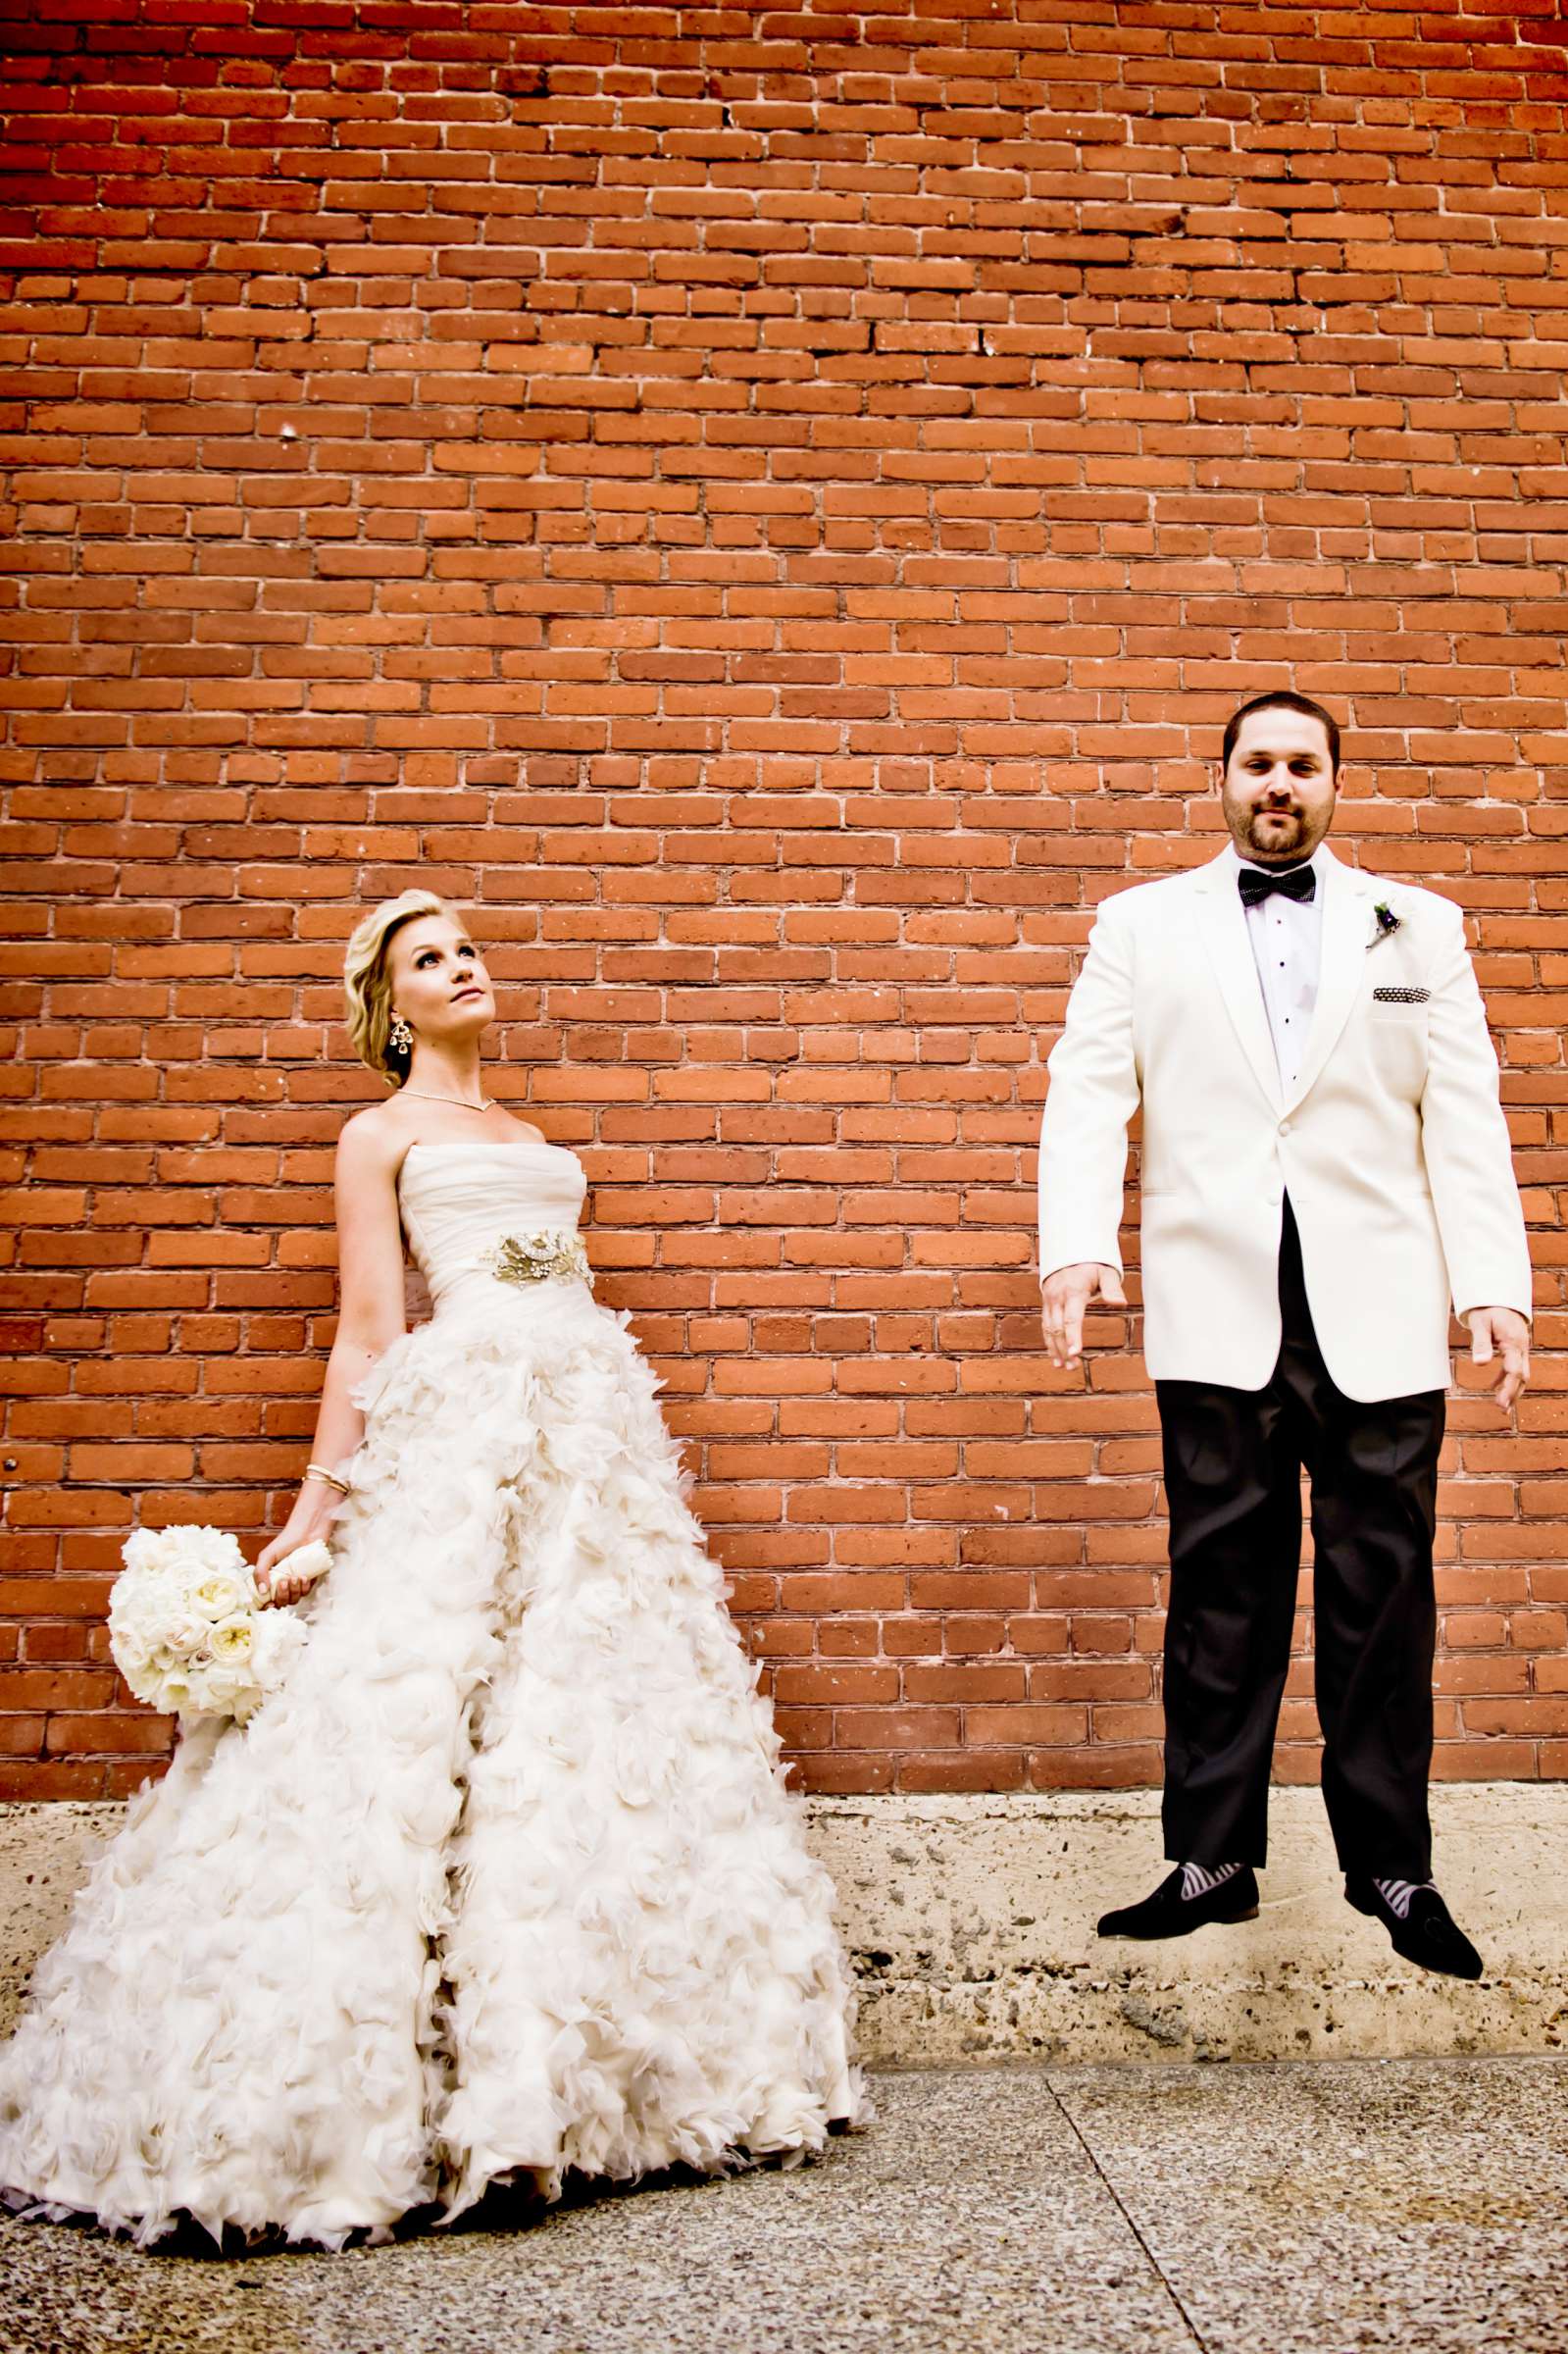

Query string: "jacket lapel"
[1285, 847, 1368, 1112]
[1191, 850, 1283, 1111]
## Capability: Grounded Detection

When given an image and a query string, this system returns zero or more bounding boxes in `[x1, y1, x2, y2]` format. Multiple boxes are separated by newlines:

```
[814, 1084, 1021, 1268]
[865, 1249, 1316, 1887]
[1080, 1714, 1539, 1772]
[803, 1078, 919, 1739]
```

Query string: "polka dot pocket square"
[1372, 986, 1430, 1004]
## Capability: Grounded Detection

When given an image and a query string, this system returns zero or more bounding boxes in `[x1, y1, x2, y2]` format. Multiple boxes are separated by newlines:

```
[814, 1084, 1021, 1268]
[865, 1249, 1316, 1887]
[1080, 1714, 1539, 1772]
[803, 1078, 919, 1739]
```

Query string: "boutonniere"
[1367, 900, 1401, 951]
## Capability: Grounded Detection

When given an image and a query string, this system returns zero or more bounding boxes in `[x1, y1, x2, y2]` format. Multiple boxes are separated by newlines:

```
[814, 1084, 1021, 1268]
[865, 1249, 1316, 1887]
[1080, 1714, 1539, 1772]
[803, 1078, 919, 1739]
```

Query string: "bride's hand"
[257, 1490, 338, 1607]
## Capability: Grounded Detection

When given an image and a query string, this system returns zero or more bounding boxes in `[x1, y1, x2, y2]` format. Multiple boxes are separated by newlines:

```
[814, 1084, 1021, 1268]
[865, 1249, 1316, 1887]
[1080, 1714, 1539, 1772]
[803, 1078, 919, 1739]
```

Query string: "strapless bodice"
[397, 1140, 588, 1310]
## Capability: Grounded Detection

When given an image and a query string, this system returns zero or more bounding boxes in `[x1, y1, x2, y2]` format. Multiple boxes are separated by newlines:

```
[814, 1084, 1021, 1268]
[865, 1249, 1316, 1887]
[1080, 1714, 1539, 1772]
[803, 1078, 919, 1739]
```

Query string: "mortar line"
[1045, 2078, 1212, 2354]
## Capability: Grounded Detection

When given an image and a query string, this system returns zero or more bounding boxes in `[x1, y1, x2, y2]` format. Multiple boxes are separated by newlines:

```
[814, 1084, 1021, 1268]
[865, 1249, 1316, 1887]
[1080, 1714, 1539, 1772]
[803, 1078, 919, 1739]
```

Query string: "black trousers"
[1155, 1200, 1444, 1878]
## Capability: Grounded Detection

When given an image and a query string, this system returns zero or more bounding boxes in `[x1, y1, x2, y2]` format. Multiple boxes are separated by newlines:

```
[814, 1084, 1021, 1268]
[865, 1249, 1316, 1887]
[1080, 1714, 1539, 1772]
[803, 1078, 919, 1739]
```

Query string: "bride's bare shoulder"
[493, 1111, 551, 1149]
[336, 1100, 415, 1177]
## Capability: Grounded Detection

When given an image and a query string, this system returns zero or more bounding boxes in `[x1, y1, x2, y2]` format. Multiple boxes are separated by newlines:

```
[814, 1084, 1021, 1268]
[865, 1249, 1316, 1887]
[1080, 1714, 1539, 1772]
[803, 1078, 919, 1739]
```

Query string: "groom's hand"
[1466, 1305, 1532, 1410]
[1040, 1262, 1127, 1370]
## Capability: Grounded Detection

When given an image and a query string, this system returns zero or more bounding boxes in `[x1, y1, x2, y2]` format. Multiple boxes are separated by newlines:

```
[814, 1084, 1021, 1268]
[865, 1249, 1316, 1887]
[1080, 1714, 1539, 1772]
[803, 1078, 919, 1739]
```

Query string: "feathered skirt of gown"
[0, 1139, 867, 2247]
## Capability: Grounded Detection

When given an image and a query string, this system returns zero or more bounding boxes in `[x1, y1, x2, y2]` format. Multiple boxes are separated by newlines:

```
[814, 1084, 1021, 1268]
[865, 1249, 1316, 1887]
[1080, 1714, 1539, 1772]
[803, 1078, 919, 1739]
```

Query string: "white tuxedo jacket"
[1037, 845, 1531, 1401]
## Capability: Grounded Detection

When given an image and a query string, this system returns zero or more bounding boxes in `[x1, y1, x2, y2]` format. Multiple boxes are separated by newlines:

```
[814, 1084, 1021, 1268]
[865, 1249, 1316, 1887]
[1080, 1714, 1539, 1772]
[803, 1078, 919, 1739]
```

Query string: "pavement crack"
[1045, 2082, 1211, 2353]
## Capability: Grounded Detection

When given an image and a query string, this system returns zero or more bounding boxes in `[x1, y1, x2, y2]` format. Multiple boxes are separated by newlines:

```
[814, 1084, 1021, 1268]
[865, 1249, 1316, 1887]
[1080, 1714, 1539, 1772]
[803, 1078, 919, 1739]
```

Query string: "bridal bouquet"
[109, 1525, 325, 1723]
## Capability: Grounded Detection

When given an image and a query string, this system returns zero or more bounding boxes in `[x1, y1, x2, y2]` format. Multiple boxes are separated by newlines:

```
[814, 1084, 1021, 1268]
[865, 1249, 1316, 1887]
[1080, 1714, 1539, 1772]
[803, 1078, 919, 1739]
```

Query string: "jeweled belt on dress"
[482, 1230, 591, 1288]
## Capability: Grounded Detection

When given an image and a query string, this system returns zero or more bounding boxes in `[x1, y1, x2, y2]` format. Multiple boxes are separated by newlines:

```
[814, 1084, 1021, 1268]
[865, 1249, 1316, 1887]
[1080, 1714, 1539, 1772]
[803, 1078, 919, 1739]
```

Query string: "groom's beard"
[1242, 804, 1308, 860]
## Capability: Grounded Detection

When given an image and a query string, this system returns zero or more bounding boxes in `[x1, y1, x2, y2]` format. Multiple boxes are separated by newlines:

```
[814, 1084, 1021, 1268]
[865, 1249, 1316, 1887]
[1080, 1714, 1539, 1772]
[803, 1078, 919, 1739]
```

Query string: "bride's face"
[387, 914, 496, 1050]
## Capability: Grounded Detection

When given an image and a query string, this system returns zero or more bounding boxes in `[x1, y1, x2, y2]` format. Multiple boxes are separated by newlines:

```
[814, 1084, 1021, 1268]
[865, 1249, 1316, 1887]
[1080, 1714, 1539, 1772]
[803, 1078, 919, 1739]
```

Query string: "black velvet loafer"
[1344, 1877, 1484, 1981]
[1096, 1865, 1260, 1941]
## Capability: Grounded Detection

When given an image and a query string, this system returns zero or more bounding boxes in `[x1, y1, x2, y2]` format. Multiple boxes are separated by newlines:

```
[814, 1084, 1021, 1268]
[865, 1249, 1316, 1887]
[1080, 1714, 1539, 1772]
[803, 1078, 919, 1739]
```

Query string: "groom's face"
[1219, 708, 1339, 866]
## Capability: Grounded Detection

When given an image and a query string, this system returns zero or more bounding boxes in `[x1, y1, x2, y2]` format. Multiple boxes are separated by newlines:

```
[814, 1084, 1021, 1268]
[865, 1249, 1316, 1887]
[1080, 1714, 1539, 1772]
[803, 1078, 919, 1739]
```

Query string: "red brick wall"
[2, 3, 1565, 1801]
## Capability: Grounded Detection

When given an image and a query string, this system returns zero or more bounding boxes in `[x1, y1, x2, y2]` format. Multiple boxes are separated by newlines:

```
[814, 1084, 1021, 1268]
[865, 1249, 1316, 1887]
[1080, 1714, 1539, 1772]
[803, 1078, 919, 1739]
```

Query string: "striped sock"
[1373, 1875, 1435, 1920]
[1181, 1859, 1244, 1902]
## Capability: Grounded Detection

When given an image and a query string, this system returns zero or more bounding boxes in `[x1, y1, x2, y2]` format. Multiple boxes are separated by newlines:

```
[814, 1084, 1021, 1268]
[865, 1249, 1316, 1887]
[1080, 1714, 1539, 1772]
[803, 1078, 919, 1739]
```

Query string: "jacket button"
[1279, 1119, 1291, 1135]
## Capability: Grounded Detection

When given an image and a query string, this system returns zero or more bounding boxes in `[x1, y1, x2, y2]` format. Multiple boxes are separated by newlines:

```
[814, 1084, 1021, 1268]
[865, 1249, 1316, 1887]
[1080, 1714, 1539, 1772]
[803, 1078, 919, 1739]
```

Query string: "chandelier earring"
[388, 1011, 414, 1056]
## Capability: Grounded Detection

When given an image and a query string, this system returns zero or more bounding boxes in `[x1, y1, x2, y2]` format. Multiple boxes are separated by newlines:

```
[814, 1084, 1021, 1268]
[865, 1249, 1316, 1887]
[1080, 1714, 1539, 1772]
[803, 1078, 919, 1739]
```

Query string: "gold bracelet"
[304, 1462, 351, 1496]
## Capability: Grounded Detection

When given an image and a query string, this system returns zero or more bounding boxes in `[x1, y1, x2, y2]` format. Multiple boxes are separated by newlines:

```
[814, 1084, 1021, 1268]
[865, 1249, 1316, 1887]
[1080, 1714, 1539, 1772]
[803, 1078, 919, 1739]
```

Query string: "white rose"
[193, 1571, 250, 1619]
[209, 1615, 254, 1662]
[166, 1525, 243, 1570]
[161, 1612, 210, 1657]
[187, 1663, 249, 1714]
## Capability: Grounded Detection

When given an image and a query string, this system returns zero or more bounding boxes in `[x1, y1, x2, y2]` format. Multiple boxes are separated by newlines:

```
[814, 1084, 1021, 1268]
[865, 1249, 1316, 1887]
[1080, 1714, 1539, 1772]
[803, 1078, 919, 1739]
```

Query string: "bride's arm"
[256, 1118, 409, 1599]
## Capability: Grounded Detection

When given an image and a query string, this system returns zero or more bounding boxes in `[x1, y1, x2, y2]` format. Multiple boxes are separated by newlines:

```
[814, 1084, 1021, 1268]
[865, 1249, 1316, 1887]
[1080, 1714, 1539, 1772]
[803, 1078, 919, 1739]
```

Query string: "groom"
[1037, 691, 1532, 1978]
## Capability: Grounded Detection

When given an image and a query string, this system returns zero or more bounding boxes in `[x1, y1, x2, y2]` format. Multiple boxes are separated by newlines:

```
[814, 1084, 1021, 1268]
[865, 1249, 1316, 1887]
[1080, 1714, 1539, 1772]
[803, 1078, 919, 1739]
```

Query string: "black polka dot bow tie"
[1238, 863, 1317, 909]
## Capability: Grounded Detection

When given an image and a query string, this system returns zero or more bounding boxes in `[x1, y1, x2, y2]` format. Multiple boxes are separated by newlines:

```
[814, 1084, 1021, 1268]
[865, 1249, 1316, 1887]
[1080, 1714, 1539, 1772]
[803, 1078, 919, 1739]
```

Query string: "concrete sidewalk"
[3, 2058, 1565, 2354]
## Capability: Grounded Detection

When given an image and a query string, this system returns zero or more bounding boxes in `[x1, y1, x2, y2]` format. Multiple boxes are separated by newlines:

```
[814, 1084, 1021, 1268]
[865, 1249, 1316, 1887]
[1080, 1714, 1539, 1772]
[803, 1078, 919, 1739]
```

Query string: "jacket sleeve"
[1419, 901, 1532, 1320]
[1037, 896, 1140, 1283]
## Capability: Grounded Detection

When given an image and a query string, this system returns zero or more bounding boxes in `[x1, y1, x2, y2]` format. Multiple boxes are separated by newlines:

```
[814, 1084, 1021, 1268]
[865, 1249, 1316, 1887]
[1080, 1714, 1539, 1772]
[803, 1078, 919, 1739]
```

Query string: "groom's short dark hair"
[1221, 691, 1340, 777]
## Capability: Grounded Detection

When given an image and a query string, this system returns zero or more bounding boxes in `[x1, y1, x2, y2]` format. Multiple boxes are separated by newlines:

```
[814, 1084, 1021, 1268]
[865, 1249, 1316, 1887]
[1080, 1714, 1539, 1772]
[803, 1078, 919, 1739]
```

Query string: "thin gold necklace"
[400, 1087, 494, 1112]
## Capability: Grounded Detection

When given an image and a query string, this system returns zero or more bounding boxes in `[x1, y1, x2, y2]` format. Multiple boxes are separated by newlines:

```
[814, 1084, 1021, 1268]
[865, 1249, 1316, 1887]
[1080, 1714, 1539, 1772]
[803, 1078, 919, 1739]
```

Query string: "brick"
[0, 4, 1563, 1802]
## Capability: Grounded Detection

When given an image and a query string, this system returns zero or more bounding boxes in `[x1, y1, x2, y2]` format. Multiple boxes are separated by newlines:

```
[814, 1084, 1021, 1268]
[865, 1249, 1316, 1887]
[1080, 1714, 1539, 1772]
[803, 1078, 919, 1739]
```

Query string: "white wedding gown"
[0, 1140, 867, 2247]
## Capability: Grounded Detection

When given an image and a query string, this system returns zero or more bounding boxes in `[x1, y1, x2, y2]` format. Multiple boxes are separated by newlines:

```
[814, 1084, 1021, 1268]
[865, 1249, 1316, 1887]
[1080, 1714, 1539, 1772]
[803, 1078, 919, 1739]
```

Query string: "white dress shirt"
[1233, 843, 1326, 1096]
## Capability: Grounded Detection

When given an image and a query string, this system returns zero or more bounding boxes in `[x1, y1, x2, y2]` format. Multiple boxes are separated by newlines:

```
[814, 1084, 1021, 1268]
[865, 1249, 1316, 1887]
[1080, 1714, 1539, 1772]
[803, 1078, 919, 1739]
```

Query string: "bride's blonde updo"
[343, 888, 455, 1087]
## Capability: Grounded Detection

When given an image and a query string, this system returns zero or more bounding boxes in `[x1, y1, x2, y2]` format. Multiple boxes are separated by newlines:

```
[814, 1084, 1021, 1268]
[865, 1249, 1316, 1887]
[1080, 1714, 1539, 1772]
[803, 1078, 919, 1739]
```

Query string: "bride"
[0, 890, 867, 2248]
